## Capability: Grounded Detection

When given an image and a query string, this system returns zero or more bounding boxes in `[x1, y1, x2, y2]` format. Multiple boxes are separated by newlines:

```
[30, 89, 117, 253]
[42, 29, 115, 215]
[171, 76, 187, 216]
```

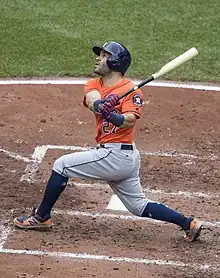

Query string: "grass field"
[1, 0, 220, 82]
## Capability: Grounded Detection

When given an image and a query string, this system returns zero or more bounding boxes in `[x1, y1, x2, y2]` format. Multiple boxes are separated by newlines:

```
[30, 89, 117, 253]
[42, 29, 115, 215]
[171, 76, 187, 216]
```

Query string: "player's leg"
[14, 147, 134, 229]
[13, 169, 68, 229]
[36, 147, 123, 220]
[14, 148, 109, 229]
[141, 201, 202, 242]
[108, 150, 202, 242]
[108, 177, 202, 242]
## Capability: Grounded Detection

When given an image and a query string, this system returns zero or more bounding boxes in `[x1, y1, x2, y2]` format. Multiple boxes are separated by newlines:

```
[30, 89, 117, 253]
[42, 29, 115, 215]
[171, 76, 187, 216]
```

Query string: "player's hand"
[103, 94, 119, 107]
[93, 99, 112, 115]
[98, 102, 114, 118]
[98, 94, 119, 116]
[93, 94, 119, 114]
[93, 99, 103, 113]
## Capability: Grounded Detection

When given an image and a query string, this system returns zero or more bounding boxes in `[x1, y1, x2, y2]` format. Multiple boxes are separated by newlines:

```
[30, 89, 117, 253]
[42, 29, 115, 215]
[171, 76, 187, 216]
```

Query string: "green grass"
[0, 0, 220, 82]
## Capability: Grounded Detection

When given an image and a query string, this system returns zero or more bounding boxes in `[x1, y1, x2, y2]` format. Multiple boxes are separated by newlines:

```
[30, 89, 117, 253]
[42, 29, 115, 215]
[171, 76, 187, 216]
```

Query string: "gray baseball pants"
[53, 143, 149, 216]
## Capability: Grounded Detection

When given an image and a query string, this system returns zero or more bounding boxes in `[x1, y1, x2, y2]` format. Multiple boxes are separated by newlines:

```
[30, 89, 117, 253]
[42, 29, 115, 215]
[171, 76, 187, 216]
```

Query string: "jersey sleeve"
[83, 79, 99, 107]
[121, 89, 144, 118]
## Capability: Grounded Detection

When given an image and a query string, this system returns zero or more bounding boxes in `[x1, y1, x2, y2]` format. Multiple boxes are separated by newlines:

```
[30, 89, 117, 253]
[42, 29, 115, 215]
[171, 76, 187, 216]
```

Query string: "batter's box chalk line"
[71, 182, 220, 199]
[0, 210, 218, 270]
[1, 145, 219, 200]
[53, 209, 220, 228]
[0, 148, 31, 163]
[0, 248, 218, 270]
[73, 180, 220, 212]
[16, 144, 217, 183]
[0, 209, 219, 271]
[0, 221, 12, 250]
[0, 210, 218, 269]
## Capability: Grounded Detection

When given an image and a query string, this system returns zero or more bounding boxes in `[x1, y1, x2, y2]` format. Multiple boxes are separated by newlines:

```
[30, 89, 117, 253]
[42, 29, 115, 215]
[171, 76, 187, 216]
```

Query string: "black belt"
[100, 144, 133, 150]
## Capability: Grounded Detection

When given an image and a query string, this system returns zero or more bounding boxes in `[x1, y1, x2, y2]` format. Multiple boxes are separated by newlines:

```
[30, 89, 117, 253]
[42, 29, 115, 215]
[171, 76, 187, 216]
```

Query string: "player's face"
[94, 50, 111, 76]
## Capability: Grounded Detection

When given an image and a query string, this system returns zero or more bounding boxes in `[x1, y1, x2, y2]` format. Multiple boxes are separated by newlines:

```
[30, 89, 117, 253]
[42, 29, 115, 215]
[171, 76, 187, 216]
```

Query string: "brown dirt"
[0, 83, 220, 277]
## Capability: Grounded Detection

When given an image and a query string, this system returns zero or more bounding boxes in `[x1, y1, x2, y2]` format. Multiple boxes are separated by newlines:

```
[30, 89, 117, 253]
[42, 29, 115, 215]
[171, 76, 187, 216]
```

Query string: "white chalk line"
[0, 248, 216, 269]
[0, 145, 218, 199]
[143, 151, 197, 159]
[54, 209, 220, 228]
[70, 182, 219, 199]
[20, 145, 48, 183]
[0, 148, 30, 163]
[0, 78, 220, 91]
[20, 145, 88, 183]
[18, 144, 218, 184]
[0, 209, 218, 269]
[0, 222, 11, 249]
[18, 145, 219, 200]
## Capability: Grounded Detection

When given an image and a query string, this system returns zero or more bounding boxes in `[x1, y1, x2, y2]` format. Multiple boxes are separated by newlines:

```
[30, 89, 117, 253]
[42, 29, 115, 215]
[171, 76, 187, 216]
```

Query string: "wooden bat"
[118, 47, 198, 100]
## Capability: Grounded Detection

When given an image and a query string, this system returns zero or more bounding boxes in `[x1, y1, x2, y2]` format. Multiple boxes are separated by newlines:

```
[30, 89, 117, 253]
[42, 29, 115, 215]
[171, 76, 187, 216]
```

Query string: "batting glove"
[93, 99, 103, 113]
[103, 94, 119, 107]
[98, 94, 119, 115]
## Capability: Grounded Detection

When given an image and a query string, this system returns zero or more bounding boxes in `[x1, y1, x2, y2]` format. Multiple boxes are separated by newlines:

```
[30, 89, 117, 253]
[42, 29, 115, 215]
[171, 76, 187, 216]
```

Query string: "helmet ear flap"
[107, 55, 121, 70]
[110, 59, 119, 66]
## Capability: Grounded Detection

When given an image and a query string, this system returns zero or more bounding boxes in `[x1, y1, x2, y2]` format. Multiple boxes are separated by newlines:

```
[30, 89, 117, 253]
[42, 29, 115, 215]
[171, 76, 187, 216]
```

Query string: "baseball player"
[14, 41, 202, 242]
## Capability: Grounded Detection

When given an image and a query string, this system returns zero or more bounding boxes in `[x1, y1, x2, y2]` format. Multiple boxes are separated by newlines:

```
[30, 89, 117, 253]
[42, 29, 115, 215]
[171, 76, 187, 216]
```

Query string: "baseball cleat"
[13, 208, 53, 230]
[184, 219, 203, 242]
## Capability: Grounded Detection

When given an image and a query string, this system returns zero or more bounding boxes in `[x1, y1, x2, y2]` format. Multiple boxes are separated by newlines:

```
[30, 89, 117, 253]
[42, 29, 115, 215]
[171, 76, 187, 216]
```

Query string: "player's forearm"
[85, 91, 101, 111]
[107, 113, 136, 128]
[120, 116, 136, 128]
[120, 113, 136, 128]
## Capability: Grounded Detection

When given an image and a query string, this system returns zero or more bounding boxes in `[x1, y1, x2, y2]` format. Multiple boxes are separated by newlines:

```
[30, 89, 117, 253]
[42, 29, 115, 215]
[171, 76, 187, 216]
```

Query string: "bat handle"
[118, 87, 135, 100]
[118, 76, 154, 100]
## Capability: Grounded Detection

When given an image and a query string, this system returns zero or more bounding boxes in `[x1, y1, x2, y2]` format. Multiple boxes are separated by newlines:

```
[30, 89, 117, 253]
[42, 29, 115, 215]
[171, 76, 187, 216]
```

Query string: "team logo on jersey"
[132, 94, 143, 107]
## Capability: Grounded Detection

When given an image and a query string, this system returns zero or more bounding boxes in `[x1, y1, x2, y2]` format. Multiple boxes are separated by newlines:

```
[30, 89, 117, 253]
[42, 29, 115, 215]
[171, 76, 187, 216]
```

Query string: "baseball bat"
[118, 47, 198, 100]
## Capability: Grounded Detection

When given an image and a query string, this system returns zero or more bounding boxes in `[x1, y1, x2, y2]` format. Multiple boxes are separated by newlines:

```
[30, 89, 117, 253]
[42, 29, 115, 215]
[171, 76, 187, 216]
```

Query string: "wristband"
[108, 113, 124, 127]
[93, 99, 102, 112]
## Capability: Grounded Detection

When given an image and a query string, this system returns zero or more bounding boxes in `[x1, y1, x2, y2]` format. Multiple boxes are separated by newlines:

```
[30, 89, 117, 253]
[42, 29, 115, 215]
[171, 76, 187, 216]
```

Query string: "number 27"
[102, 121, 118, 134]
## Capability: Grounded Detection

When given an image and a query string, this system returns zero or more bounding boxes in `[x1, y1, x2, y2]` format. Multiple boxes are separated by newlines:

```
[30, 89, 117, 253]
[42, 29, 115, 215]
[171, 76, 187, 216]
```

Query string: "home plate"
[107, 194, 128, 211]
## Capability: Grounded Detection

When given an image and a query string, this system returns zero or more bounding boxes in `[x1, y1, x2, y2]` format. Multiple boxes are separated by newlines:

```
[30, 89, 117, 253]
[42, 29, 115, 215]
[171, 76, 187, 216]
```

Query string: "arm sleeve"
[121, 89, 144, 119]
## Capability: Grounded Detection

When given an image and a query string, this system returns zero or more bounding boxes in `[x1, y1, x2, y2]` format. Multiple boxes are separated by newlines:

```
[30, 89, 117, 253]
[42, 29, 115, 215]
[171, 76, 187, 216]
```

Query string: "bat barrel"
[152, 47, 198, 80]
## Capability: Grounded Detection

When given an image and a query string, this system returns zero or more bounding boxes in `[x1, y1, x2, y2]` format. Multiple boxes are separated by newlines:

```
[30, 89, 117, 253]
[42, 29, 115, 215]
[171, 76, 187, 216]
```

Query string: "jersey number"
[102, 121, 118, 134]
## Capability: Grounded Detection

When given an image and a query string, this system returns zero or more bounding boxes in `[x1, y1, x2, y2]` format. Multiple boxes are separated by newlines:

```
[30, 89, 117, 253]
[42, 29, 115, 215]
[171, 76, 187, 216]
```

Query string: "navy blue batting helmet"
[92, 41, 131, 75]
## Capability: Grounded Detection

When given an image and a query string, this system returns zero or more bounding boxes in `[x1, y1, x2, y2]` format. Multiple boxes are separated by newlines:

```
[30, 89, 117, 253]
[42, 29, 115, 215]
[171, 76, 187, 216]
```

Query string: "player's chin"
[93, 68, 104, 76]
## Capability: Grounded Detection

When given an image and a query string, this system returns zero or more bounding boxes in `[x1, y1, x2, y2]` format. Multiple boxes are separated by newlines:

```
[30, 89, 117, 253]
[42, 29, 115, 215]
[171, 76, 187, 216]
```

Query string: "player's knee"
[124, 200, 148, 217]
[53, 156, 67, 176]
[127, 206, 143, 217]
[49, 169, 69, 187]
[130, 209, 141, 216]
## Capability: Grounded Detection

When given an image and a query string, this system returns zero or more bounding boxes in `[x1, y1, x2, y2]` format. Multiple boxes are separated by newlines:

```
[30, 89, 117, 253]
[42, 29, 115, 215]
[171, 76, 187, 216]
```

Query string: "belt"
[99, 143, 133, 150]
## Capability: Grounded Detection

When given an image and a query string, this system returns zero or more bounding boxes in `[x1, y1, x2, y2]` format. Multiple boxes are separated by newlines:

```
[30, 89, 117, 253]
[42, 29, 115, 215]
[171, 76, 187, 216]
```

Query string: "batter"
[14, 41, 202, 242]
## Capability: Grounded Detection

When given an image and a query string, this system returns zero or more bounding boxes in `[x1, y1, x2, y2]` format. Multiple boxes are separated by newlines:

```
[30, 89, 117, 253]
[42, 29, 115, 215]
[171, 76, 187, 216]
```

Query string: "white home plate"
[107, 194, 128, 211]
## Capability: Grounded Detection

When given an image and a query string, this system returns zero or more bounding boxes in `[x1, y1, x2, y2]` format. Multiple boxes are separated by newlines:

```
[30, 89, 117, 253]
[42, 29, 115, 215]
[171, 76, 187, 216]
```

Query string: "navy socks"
[142, 202, 192, 230]
[37, 170, 68, 219]
[36, 170, 192, 230]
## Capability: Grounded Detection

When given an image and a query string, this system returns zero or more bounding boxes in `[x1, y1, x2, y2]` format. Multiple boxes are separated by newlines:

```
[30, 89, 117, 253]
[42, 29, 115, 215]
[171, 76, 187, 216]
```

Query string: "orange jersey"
[84, 77, 144, 144]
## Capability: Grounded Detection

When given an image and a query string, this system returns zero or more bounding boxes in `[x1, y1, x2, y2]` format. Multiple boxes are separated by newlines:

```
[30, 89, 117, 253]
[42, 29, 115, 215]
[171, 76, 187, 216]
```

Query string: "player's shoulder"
[84, 77, 102, 93]
[85, 77, 101, 87]
[124, 78, 144, 96]
[123, 78, 141, 89]
[122, 78, 134, 87]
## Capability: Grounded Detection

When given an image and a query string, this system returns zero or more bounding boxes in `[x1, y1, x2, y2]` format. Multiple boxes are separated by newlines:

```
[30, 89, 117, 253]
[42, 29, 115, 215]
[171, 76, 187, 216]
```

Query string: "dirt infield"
[0, 83, 220, 277]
